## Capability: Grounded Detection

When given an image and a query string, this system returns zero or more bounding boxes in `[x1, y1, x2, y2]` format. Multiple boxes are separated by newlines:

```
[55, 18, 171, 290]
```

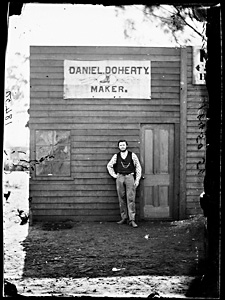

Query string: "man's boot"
[117, 219, 128, 225]
[129, 220, 138, 228]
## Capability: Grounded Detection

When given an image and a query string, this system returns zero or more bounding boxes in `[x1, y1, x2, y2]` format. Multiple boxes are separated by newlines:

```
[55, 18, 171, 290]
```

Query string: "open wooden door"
[141, 124, 175, 219]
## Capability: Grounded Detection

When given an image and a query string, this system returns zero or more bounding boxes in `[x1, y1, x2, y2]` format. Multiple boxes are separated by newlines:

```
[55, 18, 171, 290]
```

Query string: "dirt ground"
[3, 171, 212, 298]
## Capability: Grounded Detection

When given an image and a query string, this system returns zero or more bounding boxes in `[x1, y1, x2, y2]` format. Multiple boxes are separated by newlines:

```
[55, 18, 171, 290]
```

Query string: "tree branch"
[174, 6, 207, 40]
[135, 5, 206, 42]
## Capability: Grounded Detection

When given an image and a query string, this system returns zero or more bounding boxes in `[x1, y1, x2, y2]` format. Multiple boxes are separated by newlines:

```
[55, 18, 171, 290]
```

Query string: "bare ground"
[3, 171, 212, 298]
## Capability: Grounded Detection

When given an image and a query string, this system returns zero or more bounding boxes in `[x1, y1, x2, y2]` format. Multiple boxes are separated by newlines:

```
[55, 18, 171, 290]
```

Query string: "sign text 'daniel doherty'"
[64, 60, 151, 99]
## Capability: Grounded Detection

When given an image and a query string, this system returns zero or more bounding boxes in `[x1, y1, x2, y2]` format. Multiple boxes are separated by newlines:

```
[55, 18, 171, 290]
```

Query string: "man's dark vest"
[114, 151, 135, 175]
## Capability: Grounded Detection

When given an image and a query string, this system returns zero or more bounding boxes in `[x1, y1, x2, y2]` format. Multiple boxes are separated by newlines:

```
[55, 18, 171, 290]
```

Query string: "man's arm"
[107, 154, 118, 179]
[132, 153, 142, 186]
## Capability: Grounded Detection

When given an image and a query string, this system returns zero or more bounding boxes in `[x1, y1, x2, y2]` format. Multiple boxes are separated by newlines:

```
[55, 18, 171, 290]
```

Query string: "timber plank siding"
[29, 46, 207, 222]
[186, 46, 207, 215]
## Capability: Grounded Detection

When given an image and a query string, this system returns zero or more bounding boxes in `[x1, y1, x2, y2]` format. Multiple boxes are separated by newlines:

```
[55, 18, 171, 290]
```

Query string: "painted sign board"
[64, 60, 151, 99]
[192, 46, 206, 85]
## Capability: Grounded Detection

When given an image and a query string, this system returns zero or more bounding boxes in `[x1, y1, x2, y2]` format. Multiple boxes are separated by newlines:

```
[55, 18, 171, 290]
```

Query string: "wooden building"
[29, 46, 208, 222]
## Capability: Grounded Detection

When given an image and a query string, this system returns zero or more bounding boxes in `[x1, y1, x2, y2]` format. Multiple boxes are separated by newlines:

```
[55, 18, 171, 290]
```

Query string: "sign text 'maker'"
[64, 60, 151, 99]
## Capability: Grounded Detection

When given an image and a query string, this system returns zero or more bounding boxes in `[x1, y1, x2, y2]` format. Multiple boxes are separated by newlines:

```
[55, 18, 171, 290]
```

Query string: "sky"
[4, 3, 204, 148]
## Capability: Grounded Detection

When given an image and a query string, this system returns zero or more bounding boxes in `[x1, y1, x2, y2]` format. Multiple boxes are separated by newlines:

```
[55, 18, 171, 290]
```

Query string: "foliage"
[5, 52, 29, 103]
[3, 149, 54, 173]
[115, 5, 207, 47]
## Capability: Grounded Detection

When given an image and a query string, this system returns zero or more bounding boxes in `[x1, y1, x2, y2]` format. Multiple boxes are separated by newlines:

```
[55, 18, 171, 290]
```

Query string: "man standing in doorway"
[107, 140, 142, 228]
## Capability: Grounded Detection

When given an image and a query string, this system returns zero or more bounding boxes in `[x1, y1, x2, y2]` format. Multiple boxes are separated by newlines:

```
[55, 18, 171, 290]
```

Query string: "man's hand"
[134, 180, 139, 188]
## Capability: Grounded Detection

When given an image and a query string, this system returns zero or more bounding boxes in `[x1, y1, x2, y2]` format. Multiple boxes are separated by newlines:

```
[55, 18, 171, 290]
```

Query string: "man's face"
[118, 141, 127, 152]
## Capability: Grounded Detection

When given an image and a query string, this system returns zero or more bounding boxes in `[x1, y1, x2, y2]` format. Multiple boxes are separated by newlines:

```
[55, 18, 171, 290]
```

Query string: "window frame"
[34, 129, 71, 178]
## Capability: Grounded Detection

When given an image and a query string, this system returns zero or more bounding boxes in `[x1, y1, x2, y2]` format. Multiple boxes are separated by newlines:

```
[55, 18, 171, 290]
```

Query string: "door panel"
[142, 124, 174, 219]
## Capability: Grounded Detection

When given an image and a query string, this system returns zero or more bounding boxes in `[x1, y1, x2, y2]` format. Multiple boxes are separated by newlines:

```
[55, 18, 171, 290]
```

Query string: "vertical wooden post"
[202, 6, 221, 295]
[179, 47, 187, 220]
[29, 129, 35, 225]
[173, 124, 180, 219]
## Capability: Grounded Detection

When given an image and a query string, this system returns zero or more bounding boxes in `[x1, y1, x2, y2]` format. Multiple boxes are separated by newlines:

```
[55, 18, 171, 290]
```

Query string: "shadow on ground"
[22, 217, 206, 278]
[19, 215, 220, 297]
[4, 173, 220, 297]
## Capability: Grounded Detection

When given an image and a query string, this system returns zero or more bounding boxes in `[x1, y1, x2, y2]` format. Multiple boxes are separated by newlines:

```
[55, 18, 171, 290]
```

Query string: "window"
[35, 130, 70, 176]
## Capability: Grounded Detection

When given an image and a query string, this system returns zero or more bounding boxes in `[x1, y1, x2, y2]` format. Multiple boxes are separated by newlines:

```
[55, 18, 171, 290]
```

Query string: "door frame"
[139, 123, 180, 220]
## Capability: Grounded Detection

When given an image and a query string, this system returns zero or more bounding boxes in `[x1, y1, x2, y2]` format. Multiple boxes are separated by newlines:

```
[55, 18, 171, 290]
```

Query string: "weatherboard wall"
[29, 46, 207, 222]
[186, 46, 207, 215]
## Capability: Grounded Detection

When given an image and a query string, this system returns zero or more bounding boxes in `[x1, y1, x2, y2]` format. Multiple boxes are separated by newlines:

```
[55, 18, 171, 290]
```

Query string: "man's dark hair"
[117, 139, 128, 147]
